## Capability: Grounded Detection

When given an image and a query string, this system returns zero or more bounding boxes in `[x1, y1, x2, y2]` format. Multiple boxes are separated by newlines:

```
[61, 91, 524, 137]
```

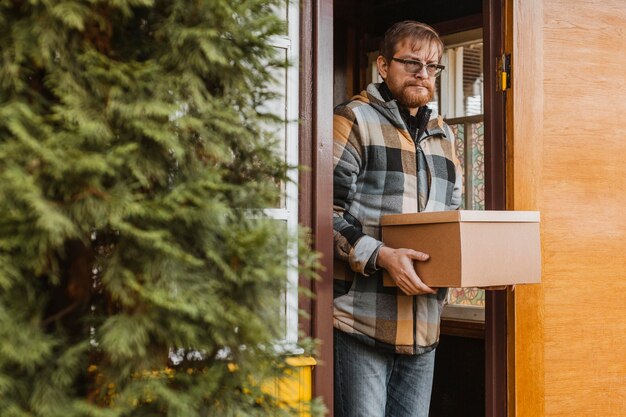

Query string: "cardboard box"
[380, 210, 541, 288]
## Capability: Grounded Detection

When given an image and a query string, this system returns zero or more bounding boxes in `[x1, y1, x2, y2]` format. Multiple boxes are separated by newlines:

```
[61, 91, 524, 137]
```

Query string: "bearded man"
[332, 20, 462, 417]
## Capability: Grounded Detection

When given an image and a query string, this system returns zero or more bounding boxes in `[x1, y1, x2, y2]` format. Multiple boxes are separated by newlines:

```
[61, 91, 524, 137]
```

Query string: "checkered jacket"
[333, 83, 463, 355]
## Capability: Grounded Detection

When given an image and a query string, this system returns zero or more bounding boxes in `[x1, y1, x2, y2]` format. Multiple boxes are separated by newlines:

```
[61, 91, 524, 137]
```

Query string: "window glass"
[262, 2, 300, 344]
[260, 44, 289, 209]
[434, 39, 483, 119]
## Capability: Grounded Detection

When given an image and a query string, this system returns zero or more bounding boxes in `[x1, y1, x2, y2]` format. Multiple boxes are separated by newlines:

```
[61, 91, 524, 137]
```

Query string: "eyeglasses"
[391, 58, 445, 77]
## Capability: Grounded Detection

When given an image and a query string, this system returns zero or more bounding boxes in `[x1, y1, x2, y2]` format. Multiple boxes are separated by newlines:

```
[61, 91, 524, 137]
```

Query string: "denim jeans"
[334, 329, 436, 417]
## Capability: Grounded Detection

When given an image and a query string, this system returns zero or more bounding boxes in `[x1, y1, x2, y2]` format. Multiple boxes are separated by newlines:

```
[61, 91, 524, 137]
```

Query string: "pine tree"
[0, 1, 322, 416]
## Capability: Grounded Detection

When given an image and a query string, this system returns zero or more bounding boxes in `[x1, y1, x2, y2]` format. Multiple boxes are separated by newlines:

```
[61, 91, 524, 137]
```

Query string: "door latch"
[497, 53, 511, 91]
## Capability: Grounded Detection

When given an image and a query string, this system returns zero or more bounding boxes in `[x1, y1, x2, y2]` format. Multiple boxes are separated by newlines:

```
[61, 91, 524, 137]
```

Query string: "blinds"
[438, 40, 484, 118]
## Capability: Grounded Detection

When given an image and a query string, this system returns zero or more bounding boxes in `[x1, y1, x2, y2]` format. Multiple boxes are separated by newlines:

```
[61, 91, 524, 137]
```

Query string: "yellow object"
[264, 356, 316, 417]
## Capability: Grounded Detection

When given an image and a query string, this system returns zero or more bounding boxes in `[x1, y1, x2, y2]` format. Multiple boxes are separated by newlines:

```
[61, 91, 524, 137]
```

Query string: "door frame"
[483, 0, 508, 416]
[299, 0, 335, 413]
[301, 1, 512, 415]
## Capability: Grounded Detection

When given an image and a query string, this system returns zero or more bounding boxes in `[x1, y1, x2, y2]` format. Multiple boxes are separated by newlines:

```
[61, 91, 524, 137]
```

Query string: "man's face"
[376, 39, 440, 114]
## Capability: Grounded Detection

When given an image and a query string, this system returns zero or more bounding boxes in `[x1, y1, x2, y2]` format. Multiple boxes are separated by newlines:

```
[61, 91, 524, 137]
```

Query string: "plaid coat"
[333, 83, 463, 355]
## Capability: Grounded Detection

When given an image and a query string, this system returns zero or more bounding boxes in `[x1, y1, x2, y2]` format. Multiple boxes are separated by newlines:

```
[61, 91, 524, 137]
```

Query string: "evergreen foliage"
[0, 1, 322, 416]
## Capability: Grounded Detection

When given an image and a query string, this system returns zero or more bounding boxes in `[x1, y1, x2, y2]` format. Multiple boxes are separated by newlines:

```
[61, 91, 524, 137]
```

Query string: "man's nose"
[413, 65, 429, 78]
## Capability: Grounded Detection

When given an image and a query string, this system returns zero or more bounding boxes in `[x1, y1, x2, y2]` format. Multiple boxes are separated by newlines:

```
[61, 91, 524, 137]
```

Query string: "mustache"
[404, 81, 432, 88]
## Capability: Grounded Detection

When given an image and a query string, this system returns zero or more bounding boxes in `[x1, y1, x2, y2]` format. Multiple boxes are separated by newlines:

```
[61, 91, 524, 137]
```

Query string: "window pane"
[470, 121, 485, 210]
[260, 44, 288, 209]
[448, 287, 486, 306]
[269, 217, 298, 347]
[448, 120, 484, 212]
[435, 40, 483, 119]
[463, 43, 483, 116]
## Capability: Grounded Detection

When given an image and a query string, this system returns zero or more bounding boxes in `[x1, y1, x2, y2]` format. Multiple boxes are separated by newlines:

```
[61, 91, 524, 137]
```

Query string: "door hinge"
[497, 53, 511, 91]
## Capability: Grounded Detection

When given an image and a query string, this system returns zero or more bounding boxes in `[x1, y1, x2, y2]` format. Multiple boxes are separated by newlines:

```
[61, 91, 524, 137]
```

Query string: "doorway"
[331, 1, 507, 416]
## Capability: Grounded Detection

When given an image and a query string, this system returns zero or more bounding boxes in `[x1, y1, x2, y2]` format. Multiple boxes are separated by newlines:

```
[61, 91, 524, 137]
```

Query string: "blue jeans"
[334, 329, 436, 417]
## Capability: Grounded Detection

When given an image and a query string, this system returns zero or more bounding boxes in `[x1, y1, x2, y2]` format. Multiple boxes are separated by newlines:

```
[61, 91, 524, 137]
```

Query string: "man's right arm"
[332, 108, 382, 276]
[332, 107, 435, 295]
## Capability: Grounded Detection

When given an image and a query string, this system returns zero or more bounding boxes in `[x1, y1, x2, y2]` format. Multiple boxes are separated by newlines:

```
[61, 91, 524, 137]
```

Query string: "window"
[436, 29, 484, 119]
[261, 1, 301, 347]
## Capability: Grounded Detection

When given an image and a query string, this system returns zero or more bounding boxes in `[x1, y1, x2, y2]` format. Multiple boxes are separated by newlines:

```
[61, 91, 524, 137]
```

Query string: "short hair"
[379, 20, 443, 62]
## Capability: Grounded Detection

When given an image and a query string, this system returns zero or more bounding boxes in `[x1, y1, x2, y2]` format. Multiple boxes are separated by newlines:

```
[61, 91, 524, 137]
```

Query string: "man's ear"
[376, 55, 388, 80]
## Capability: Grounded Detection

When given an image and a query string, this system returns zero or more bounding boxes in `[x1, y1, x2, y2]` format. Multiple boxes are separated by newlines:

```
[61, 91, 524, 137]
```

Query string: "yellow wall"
[510, 1, 626, 416]
[265, 357, 316, 417]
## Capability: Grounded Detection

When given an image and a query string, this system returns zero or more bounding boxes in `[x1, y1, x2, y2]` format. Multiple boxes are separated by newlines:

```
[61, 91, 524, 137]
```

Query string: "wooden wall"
[511, 0, 626, 416]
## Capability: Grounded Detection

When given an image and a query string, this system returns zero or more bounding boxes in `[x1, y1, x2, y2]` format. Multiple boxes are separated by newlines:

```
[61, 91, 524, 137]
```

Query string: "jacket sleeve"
[333, 106, 383, 276]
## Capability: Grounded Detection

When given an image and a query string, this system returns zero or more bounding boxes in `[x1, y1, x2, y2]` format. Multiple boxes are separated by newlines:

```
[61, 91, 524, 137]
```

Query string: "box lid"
[380, 210, 540, 226]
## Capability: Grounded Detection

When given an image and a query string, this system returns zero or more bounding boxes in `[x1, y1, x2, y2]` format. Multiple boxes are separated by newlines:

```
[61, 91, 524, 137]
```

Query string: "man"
[333, 21, 462, 417]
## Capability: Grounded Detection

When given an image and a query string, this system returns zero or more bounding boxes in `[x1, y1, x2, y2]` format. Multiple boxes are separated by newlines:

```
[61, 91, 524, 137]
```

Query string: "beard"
[396, 81, 435, 109]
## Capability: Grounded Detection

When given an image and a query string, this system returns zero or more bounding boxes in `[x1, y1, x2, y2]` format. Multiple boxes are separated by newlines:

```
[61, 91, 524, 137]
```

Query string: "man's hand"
[376, 246, 436, 295]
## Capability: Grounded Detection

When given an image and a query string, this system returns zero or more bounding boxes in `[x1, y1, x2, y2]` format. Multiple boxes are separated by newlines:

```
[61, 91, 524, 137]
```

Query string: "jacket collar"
[356, 83, 447, 140]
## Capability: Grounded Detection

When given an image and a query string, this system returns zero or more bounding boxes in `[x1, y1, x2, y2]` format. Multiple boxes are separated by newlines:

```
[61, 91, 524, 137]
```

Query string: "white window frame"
[264, 1, 300, 349]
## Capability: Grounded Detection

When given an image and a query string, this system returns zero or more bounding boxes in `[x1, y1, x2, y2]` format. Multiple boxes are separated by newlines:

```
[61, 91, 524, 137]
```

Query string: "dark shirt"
[377, 82, 431, 141]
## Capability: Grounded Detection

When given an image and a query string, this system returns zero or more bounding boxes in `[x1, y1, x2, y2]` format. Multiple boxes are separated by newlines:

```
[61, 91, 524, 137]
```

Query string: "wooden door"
[505, 0, 626, 416]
